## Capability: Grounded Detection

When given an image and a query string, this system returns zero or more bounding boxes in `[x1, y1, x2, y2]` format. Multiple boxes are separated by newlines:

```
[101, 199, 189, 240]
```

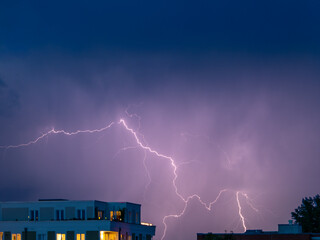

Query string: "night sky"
[1, 1, 320, 239]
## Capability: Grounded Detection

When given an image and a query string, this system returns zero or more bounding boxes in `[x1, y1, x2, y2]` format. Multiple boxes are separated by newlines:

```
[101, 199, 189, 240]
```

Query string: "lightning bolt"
[0, 118, 257, 239]
[0, 122, 116, 149]
[236, 191, 247, 232]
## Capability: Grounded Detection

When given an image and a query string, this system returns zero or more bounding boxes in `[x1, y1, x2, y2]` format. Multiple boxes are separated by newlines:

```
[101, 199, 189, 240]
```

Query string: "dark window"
[82, 210, 85, 220]
[56, 210, 60, 220]
[30, 210, 34, 221]
[61, 210, 64, 220]
[35, 210, 39, 221]
[77, 210, 81, 219]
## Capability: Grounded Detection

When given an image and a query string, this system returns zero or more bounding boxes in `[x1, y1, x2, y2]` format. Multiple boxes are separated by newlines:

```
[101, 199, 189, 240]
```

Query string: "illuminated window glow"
[110, 211, 113, 221]
[100, 231, 118, 240]
[56, 234, 65, 240]
[98, 211, 103, 220]
[76, 234, 85, 240]
[116, 211, 121, 221]
[0, 232, 3, 240]
[141, 222, 153, 226]
[12, 234, 21, 240]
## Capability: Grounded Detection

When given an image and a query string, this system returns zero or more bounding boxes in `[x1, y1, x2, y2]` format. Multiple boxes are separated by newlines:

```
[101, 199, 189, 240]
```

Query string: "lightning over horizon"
[0, 117, 258, 239]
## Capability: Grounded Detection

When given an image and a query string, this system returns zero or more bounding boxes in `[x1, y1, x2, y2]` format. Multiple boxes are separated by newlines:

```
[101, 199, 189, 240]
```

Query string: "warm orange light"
[12, 234, 21, 240]
[100, 231, 118, 240]
[57, 233, 66, 240]
[141, 222, 152, 226]
[76, 234, 85, 240]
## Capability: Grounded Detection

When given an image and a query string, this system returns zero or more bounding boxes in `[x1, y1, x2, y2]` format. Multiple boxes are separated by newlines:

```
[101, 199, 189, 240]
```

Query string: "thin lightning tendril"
[0, 118, 258, 239]
[242, 193, 259, 213]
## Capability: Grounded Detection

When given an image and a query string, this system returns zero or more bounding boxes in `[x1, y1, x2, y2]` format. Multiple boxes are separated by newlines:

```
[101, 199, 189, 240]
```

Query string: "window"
[56, 210, 64, 220]
[116, 211, 121, 221]
[12, 234, 21, 240]
[30, 210, 34, 221]
[77, 209, 85, 220]
[110, 211, 114, 221]
[56, 234, 65, 240]
[135, 212, 139, 224]
[97, 211, 103, 220]
[37, 234, 46, 240]
[76, 234, 85, 240]
[0, 232, 3, 240]
[30, 210, 39, 221]
[100, 232, 117, 240]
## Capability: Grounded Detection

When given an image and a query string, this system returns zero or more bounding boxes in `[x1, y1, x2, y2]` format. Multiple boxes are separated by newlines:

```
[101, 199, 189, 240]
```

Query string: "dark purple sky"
[1, 1, 320, 239]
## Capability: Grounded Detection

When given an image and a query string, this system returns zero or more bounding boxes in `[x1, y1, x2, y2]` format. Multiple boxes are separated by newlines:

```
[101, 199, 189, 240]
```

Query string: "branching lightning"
[0, 122, 116, 149]
[0, 117, 259, 239]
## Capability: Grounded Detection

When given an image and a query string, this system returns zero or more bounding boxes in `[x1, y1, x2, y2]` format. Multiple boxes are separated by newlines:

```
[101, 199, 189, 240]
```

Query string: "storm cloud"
[1, 1, 320, 239]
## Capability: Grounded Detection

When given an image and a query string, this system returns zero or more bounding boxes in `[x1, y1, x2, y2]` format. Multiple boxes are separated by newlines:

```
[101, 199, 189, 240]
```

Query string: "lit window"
[56, 234, 65, 240]
[0, 232, 3, 240]
[110, 211, 113, 221]
[98, 211, 103, 220]
[12, 234, 21, 240]
[76, 234, 85, 240]
[100, 232, 118, 240]
[116, 211, 121, 221]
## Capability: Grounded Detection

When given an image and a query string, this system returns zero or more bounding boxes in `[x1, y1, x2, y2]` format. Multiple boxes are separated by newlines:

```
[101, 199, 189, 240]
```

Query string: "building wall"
[197, 233, 320, 240]
[278, 224, 302, 234]
[0, 201, 155, 240]
[65, 208, 75, 220]
[2, 208, 28, 221]
[40, 208, 54, 221]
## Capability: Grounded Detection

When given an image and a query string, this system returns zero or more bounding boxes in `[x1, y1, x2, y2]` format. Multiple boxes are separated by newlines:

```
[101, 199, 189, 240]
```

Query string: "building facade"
[0, 200, 155, 240]
[197, 222, 320, 240]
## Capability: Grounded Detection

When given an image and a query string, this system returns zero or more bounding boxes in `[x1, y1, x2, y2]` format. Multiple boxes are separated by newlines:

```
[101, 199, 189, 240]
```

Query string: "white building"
[0, 200, 155, 240]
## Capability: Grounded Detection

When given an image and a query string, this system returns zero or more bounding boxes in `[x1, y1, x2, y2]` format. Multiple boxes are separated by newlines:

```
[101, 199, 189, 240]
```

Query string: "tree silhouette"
[291, 194, 320, 232]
